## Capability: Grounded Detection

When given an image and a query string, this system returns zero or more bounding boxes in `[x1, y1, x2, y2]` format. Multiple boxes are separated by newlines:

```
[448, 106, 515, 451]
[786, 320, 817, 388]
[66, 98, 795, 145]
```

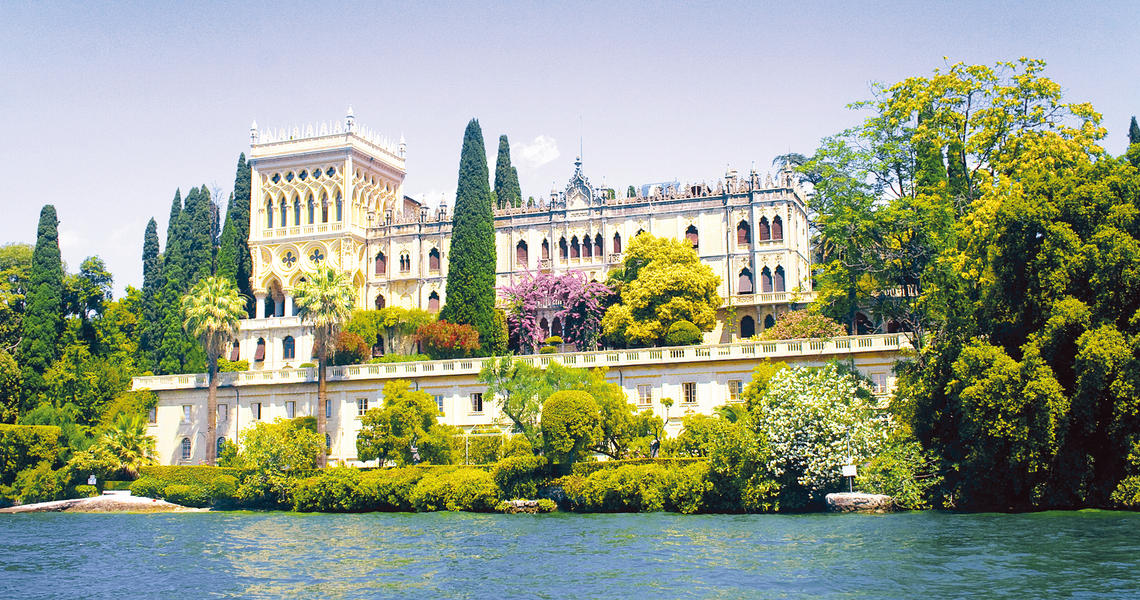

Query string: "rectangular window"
[357, 398, 369, 416]
[182, 405, 192, 423]
[682, 382, 697, 405]
[326, 400, 332, 419]
[434, 395, 445, 414]
[252, 403, 262, 421]
[148, 407, 157, 424]
[637, 384, 653, 406]
[470, 393, 483, 414]
[728, 380, 743, 403]
[217, 404, 228, 422]
[286, 401, 296, 419]
[872, 373, 888, 394]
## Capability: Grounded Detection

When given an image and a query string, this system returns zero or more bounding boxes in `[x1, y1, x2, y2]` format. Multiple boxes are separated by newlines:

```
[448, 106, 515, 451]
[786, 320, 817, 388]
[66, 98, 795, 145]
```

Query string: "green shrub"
[537, 498, 557, 512]
[14, 462, 66, 504]
[493, 454, 547, 499]
[360, 467, 425, 511]
[502, 435, 533, 458]
[334, 331, 371, 366]
[1112, 476, 1140, 508]
[856, 438, 942, 510]
[668, 462, 714, 514]
[466, 434, 504, 465]
[130, 477, 163, 498]
[559, 462, 715, 513]
[102, 480, 133, 491]
[217, 358, 250, 372]
[410, 468, 498, 512]
[571, 457, 705, 477]
[138, 465, 244, 488]
[544, 336, 563, 346]
[0, 424, 63, 486]
[208, 474, 239, 508]
[293, 467, 367, 512]
[298, 362, 316, 368]
[538, 346, 557, 354]
[163, 484, 211, 508]
[370, 353, 432, 364]
[664, 320, 703, 346]
[541, 390, 600, 470]
[75, 484, 99, 498]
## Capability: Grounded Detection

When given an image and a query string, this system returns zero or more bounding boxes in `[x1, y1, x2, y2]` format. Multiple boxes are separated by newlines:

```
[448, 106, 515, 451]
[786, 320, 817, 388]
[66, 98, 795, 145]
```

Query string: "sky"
[1, 1, 1138, 295]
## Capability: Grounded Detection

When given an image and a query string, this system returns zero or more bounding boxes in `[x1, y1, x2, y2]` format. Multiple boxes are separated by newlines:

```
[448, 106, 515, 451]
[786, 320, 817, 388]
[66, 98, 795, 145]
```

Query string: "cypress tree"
[181, 186, 216, 284]
[142, 218, 162, 294]
[138, 218, 163, 371]
[164, 190, 183, 277]
[217, 154, 253, 315]
[441, 119, 500, 349]
[494, 135, 522, 209]
[1129, 116, 1140, 146]
[19, 205, 64, 406]
[1128, 116, 1140, 168]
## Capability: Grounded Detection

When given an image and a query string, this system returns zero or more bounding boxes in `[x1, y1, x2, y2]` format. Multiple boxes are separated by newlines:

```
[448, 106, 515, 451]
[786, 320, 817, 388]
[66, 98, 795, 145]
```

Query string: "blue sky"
[1, 1, 1137, 294]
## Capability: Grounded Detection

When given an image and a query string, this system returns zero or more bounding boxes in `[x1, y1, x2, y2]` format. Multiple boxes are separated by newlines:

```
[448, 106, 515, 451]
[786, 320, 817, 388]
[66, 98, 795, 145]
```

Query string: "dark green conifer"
[1129, 116, 1140, 146]
[181, 186, 216, 284]
[19, 205, 64, 405]
[493, 135, 522, 209]
[137, 218, 163, 371]
[1128, 116, 1140, 167]
[441, 119, 500, 350]
[217, 154, 253, 315]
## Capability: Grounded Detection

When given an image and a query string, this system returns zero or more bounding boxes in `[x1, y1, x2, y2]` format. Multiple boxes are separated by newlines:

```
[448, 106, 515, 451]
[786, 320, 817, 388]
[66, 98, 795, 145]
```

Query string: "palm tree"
[101, 413, 158, 479]
[182, 276, 245, 465]
[293, 267, 355, 467]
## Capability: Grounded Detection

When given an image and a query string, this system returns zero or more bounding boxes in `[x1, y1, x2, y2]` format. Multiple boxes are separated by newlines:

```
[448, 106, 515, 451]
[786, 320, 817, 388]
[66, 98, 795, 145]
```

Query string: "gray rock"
[825, 492, 895, 513]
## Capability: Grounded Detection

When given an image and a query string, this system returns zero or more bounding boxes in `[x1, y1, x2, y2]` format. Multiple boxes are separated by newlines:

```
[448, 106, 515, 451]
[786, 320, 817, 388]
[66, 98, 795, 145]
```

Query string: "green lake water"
[2, 510, 1138, 599]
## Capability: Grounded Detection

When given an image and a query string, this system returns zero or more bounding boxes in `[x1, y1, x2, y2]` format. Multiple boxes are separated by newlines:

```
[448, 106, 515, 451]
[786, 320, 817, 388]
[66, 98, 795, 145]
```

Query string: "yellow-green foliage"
[0, 424, 62, 486]
[410, 467, 498, 512]
[293, 465, 500, 513]
[559, 461, 712, 513]
[492, 454, 547, 499]
[541, 390, 600, 467]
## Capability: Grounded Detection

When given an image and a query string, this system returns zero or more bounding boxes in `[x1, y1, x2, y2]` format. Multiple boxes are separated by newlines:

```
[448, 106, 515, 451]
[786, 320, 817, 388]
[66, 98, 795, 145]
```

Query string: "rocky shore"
[0, 494, 197, 514]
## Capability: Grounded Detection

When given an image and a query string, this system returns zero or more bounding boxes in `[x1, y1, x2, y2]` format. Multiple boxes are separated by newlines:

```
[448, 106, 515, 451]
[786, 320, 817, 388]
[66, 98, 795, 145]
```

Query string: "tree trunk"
[205, 354, 218, 465]
[316, 352, 328, 468]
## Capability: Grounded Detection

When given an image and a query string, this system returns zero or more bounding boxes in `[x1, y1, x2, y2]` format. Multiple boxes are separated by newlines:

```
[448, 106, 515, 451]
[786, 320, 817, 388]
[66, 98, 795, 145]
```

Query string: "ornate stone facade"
[240, 112, 813, 369]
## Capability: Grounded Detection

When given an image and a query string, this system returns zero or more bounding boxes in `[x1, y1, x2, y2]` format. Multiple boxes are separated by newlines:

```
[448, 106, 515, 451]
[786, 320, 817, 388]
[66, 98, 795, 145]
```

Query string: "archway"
[740, 315, 756, 338]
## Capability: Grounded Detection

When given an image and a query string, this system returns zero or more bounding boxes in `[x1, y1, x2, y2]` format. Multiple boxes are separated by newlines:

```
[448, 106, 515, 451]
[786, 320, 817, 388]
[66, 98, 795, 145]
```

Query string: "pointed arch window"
[774, 265, 785, 292]
[254, 338, 266, 361]
[551, 317, 563, 338]
[282, 336, 295, 360]
[375, 251, 386, 275]
[760, 267, 773, 293]
[540, 317, 550, 335]
[307, 197, 315, 224]
[428, 291, 440, 312]
[400, 252, 411, 273]
[559, 238, 568, 260]
[335, 193, 343, 222]
[293, 197, 301, 226]
[321, 194, 329, 223]
[737, 220, 751, 245]
[541, 239, 550, 261]
[685, 225, 699, 248]
[772, 216, 783, 240]
[758, 217, 771, 241]
[279, 198, 288, 228]
[764, 314, 776, 329]
[375, 294, 386, 309]
[594, 234, 603, 257]
[428, 248, 441, 272]
[570, 237, 580, 259]
[266, 200, 274, 228]
[613, 232, 622, 253]
[516, 241, 528, 265]
[582, 235, 592, 258]
[740, 316, 756, 338]
[738, 268, 754, 294]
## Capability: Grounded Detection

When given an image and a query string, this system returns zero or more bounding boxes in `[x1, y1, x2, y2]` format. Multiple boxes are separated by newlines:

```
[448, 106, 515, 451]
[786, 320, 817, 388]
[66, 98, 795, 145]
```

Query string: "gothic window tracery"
[736, 220, 751, 245]
[759, 217, 771, 241]
[307, 197, 315, 224]
[375, 251, 386, 275]
[309, 248, 325, 265]
[760, 267, 773, 293]
[738, 268, 754, 294]
[570, 237, 581, 259]
[774, 265, 785, 292]
[685, 225, 699, 248]
[772, 216, 783, 240]
[282, 251, 297, 268]
[400, 252, 411, 273]
[594, 234, 603, 257]
[428, 248, 441, 272]
[516, 241, 528, 265]
[293, 197, 301, 225]
[428, 291, 440, 312]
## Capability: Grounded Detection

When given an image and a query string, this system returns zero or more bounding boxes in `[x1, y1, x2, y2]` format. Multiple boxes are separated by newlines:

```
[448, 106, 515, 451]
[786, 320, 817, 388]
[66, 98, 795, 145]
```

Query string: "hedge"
[138, 465, 244, 487]
[571, 457, 704, 477]
[559, 462, 712, 513]
[293, 466, 499, 513]
[0, 424, 63, 486]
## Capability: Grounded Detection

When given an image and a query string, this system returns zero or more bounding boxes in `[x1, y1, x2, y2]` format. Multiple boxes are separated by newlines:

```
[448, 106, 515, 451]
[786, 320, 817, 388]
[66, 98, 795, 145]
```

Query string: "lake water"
[2, 510, 1138, 599]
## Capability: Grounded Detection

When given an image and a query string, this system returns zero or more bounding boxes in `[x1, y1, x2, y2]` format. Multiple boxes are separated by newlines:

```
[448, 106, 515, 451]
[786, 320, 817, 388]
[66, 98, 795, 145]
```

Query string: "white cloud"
[518, 135, 560, 168]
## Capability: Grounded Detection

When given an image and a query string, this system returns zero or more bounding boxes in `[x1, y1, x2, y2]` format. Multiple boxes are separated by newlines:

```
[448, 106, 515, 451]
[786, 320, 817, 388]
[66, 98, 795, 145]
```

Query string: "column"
[284, 294, 294, 317]
[255, 294, 265, 319]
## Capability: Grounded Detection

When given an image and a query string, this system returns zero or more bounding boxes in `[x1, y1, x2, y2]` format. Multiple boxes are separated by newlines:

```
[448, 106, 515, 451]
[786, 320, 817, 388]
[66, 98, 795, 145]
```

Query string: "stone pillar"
[284, 294, 294, 317]
[255, 294, 265, 319]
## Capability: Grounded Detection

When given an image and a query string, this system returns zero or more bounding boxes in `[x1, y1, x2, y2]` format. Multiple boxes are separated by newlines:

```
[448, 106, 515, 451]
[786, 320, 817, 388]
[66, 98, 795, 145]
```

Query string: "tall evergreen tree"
[164, 190, 183, 275]
[494, 135, 522, 209]
[217, 154, 253, 316]
[142, 218, 161, 293]
[19, 205, 64, 406]
[1129, 116, 1140, 146]
[1128, 116, 1140, 168]
[181, 186, 215, 284]
[441, 119, 500, 349]
[138, 218, 162, 371]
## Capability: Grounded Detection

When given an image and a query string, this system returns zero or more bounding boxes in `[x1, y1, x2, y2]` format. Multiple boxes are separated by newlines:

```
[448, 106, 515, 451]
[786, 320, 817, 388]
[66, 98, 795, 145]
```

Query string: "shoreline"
[0, 494, 199, 514]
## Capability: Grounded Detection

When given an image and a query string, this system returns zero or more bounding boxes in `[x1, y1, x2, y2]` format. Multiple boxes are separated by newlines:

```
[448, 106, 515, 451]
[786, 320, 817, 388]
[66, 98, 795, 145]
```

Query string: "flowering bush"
[759, 310, 847, 340]
[501, 271, 610, 353]
[333, 331, 370, 365]
[415, 320, 481, 360]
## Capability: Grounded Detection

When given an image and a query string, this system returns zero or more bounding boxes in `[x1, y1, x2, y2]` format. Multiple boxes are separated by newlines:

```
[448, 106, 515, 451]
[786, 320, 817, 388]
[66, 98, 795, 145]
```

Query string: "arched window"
[761, 267, 773, 293]
[293, 197, 301, 226]
[551, 317, 563, 338]
[400, 252, 411, 273]
[279, 199, 287, 228]
[217, 437, 226, 458]
[335, 193, 343, 221]
[758, 217, 771, 241]
[428, 248, 441, 272]
[181, 437, 191, 461]
[428, 291, 440, 312]
[539, 317, 549, 335]
[516, 241, 528, 265]
[737, 220, 751, 245]
[375, 294, 385, 309]
[685, 225, 699, 248]
[559, 238, 568, 260]
[740, 316, 756, 338]
[582, 235, 592, 258]
[307, 197, 315, 224]
[594, 234, 603, 257]
[283, 336, 295, 360]
[570, 237, 580, 259]
[254, 338, 266, 361]
[229, 340, 240, 362]
[772, 216, 783, 240]
[764, 314, 776, 329]
[541, 239, 550, 261]
[738, 268, 754, 294]
[855, 312, 874, 335]
[325, 434, 331, 450]
[320, 194, 328, 223]
[375, 251, 386, 275]
[265, 199, 274, 228]
[263, 295, 275, 318]
[774, 265, 785, 292]
[372, 335, 385, 357]
[613, 232, 622, 253]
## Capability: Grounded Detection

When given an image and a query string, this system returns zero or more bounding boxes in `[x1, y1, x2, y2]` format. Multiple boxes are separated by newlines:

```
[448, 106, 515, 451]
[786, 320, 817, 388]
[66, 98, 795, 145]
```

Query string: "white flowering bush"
[753, 363, 889, 502]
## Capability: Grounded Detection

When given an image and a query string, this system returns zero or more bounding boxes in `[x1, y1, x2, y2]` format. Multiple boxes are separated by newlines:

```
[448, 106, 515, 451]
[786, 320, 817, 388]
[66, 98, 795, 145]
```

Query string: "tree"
[68, 412, 157, 480]
[494, 135, 522, 209]
[217, 154, 254, 316]
[758, 310, 846, 340]
[501, 271, 611, 353]
[479, 356, 548, 451]
[0, 243, 33, 353]
[344, 307, 434, 356]
[65, 256, 113, 320]
[541, 390, 600, 470]
[601, 233, 721, 347]
[233, 417, 323, 507]
[1128, 116, 1140, 167]
[0, 350, 20, 423]
[416, 320, 480, 360]
[19, 205, 64, 406]
[441, 119, 499, 349]
[181, 276, 245, 465]
[356, 380, 458, 466]
[138, 219, 162, 370]
[293, 267, 355, 467]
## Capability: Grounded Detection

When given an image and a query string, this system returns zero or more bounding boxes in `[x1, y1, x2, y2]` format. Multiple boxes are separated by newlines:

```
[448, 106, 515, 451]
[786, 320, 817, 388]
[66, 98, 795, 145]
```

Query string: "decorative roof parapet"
[250, 107, 403, 158]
